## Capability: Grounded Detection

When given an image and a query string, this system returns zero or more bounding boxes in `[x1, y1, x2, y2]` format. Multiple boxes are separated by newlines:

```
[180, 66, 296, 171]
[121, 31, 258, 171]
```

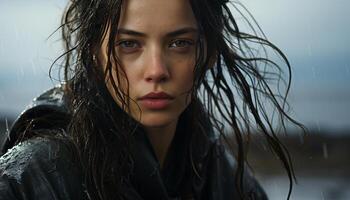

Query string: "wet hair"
[55, 0, 304, 199]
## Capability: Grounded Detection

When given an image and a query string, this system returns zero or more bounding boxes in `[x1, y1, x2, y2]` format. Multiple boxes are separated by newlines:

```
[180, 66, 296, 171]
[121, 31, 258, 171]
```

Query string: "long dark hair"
[55, 0, 304, 199]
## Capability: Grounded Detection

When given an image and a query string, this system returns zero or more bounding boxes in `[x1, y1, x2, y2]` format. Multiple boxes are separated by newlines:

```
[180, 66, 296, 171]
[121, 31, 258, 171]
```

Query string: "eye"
[115, 40, 141, 53]
[117, 40, 139, 48]
[169, 39, 194, 48]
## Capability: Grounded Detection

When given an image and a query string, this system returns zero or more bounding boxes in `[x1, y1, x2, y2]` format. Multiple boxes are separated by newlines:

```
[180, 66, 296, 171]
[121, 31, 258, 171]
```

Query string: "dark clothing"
[0, 86, 267, 200]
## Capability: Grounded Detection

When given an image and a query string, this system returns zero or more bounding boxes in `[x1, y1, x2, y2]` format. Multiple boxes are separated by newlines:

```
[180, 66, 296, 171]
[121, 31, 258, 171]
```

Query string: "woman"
[0, 0, 302, 199]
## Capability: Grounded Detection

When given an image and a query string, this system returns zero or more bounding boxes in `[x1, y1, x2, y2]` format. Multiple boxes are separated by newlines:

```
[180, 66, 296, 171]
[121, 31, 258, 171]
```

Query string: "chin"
[139, 113, 179, 128]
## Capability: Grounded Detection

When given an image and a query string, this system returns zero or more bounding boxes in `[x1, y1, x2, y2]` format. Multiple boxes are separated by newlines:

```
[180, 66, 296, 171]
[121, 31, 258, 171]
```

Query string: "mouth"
[138, 92, 174, 110]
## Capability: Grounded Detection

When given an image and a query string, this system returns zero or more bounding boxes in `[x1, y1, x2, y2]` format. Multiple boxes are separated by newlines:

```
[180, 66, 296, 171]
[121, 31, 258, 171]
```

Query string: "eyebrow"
[116, 27, 198, 37]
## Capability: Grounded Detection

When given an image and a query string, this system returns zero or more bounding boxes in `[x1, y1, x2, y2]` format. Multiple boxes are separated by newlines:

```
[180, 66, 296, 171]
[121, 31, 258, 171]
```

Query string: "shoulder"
[203, 139, 268, 200]
[0, 137, 74, 180]
[0, 137, 86, 200]
[1, 85, 70, 155]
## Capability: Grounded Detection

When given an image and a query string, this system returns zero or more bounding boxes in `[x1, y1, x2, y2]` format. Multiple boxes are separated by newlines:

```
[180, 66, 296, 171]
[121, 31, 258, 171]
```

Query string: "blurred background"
[0, 0, 349, 199]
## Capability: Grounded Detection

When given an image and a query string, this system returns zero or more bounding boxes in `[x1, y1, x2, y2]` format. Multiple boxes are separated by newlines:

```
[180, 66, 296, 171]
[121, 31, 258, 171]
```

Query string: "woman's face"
[99, 0, 198, 129]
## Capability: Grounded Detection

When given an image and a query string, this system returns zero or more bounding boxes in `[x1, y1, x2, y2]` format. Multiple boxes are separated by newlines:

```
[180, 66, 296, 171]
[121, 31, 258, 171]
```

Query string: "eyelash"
[116, 40, 140, 49]
[169, 39, 194, 48]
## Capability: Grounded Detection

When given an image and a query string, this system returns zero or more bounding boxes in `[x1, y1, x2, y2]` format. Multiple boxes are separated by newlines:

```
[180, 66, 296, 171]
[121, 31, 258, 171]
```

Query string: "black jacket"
[0, 86, 267, 200]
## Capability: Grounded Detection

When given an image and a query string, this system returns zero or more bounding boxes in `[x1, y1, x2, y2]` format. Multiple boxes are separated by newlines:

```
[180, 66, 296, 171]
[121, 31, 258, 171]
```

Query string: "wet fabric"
[0, 86, 268, 200]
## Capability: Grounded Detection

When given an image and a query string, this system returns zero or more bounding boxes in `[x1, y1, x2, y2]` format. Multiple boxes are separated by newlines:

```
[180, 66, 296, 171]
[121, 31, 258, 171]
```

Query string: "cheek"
[171, 59, 195, 89]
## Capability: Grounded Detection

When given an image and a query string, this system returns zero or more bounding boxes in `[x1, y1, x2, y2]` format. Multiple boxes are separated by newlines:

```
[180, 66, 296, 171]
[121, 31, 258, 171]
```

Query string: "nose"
[144, 47, 170, 83]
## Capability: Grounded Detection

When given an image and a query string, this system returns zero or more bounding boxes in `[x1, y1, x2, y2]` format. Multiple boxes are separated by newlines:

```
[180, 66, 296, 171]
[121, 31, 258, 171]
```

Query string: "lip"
[138, 92, 174, 110]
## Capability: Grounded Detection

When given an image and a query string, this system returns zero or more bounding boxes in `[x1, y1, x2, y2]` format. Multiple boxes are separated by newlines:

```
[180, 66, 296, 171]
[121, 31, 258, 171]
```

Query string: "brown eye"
[117, 40, 140, 49]
[115, 40, 142, 54]
[169, 39, 194, 48]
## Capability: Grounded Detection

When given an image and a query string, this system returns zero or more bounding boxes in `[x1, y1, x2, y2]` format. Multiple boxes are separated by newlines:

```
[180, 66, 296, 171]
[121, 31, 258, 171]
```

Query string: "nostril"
[145, 74, 168, 82]
[159, 76, 167, 83]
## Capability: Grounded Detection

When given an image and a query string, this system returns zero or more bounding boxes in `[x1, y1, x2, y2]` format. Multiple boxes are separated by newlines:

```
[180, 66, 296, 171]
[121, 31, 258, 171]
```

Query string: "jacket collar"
[131, 108, 194, 199]
[130, 103, 215, 199]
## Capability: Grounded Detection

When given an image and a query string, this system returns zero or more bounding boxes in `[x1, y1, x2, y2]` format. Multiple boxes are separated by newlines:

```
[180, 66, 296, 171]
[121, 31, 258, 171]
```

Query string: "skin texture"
[98, 0, 198, 166]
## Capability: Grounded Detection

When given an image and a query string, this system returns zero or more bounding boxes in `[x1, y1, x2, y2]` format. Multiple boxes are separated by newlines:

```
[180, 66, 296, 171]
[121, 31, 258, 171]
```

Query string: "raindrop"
[307, 44, 313, 57]
[5, 117, 10, 140]
[321, 191, 325, 200]
[0, 40, 3, 56]
[14, 77, 19, 87]
[322, 143, 328, 159]
[48, 144, 52, 161]
[298, 132, 304, 144]
[316, 120, 321, 133]
[14, 24, 19, 42]
[20, 66, 24, 81]
[311, 66, 317, 79]
[31, 59, 37, 75]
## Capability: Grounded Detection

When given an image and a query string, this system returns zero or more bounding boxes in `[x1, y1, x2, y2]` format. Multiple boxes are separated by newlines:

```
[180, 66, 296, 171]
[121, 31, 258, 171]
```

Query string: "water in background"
[261, 175, 350, 200]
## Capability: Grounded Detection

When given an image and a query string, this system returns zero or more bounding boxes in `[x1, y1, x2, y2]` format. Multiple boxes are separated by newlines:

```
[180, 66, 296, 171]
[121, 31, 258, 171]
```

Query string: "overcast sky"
[0, 0, 349, 131]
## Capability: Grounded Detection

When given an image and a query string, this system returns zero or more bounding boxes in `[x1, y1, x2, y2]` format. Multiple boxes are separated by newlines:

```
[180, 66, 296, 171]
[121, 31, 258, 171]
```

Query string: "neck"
[144, 120, 178, 169]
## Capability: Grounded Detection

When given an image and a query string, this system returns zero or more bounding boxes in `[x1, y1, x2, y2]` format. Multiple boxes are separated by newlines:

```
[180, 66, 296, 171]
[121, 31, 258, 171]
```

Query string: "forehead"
[119, 0, 197, 34]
